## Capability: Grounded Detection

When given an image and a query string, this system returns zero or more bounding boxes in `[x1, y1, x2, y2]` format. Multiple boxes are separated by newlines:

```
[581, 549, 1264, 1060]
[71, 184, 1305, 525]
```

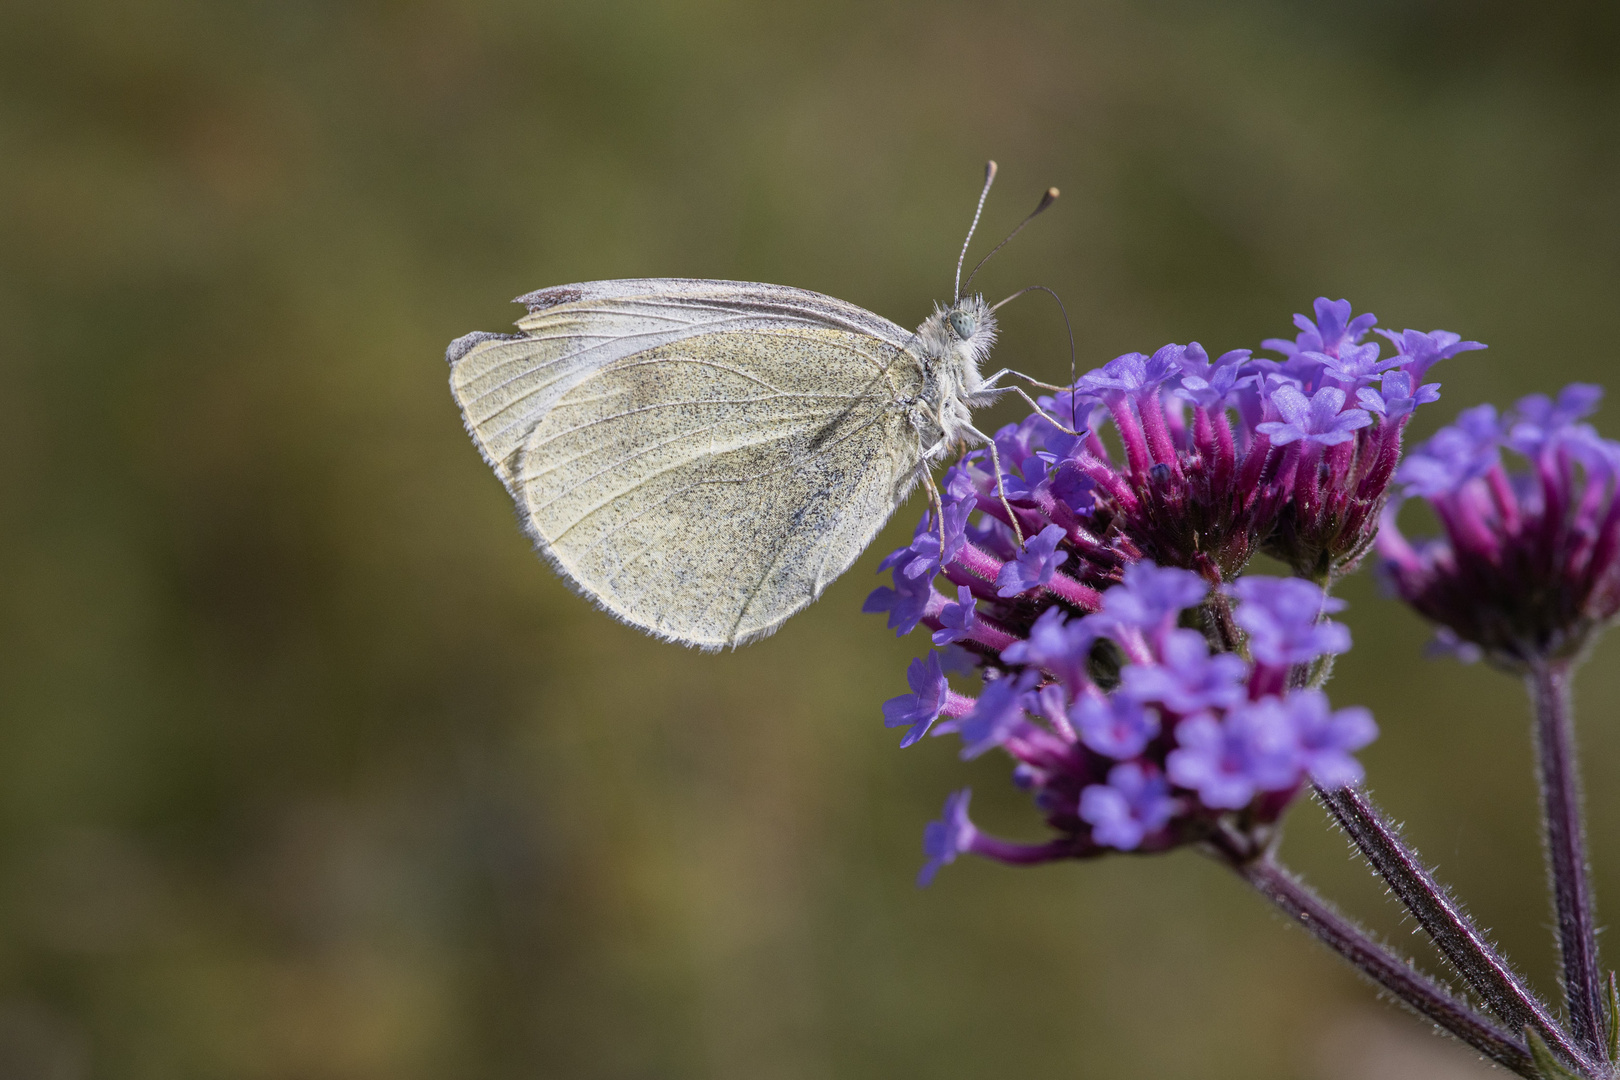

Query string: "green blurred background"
[2, 1, 1619, 1077]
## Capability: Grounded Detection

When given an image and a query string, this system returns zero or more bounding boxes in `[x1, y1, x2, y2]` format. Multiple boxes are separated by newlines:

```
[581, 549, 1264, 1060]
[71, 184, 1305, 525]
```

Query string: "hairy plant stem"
[1201, 587, 1241, 655]
[1530, 659, 1607, 1060]
[1212, 836, 1536, 1076]
[1316, 784, 1597, 1074]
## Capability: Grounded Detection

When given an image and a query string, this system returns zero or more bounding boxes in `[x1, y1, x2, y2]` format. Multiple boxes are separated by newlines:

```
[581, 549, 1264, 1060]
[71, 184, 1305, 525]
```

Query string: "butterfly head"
[919, 294, 998, 394]
[924, 295, 997, 357]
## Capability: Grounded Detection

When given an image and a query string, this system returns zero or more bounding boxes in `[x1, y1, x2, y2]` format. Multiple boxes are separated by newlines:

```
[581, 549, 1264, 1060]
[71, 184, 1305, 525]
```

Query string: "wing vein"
[528, 394, 872, 448]
[539, 407, 886, 541]
[523, 407, 853, 512]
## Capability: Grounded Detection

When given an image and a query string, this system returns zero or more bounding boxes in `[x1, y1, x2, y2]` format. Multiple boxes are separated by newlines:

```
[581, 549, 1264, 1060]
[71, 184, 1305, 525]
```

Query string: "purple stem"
[953, 541, 1008, 586]
[1105, 396, 1152, 475]
[1200, 583, 1241, 654]
[1136, 390, 1181, 473]
[1315, 785, 1596, 1073]
[1529, 659, 1607, 1059]
[964, 615, 1020, 653]
[1486, 464, 1523, 533]
[1219, 845, 1535, 1076]
[968, 834, 1080, 864]
[1043, 571, 1103, 612]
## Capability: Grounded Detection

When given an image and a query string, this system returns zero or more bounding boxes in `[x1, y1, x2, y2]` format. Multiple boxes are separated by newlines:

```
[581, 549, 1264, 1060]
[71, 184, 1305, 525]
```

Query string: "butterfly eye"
[948, 310, 978, 340]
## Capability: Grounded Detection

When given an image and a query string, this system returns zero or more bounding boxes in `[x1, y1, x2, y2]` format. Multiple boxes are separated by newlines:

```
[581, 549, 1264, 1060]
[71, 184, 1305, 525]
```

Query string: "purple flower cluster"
[860, 296, 1620, 1074]
[1025, 299, 1474, 584]
[1380, 384, 1620, 667]
[865, 300, 1480, 662]
[857, 299, 1491, 883]
[894, 564, 1376, 884]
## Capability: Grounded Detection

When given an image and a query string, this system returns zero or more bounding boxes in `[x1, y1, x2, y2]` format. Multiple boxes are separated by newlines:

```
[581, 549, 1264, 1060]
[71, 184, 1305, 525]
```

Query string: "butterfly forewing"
[449, 281, 930, 648]
[449, 279, 913, 488]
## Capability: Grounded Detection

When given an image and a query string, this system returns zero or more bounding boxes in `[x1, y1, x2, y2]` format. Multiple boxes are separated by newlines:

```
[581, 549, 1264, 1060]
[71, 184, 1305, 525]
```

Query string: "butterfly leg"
[922, 471, 949, 563]
[960, 422, 1025, 548]
[1008, 385, 1086, 436]
[981, 368, 1068, 393]
[918, 433, 951, 462]
[978, 370, 1087, 436]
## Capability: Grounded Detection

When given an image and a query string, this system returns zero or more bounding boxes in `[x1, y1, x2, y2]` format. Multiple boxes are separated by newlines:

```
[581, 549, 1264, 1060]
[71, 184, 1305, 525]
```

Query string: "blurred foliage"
[1, 1, 1619, 1077]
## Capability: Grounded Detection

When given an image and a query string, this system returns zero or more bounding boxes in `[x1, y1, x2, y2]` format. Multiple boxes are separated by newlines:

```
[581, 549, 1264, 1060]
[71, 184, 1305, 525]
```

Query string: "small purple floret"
[999, 607, 1097, 690]
[1395, 404, 1503, 497]
[1099, 562, 1208, 631]
[882, 652, 951, 748]
[932, 585, 980, 646]
[1506, 384, 1603, 456]
[1230, 577, 1351, 667]
[1256, 385, 1372, 447]
[1077, 349, 1179, 399]
[1376, 327, 1487, 382]
[996, 524, 1070, 597]
[1120, 628, 1249, 713]
[918, 790, 978, 886]
[1358, 371, 1441, 420]
[1079, 763, 1178, 851]
[1313, 341, 1398, 389]
[1176, 357, 1250, 410]
[1072, 693, 1161, 759]
[953, 673, 1033, 760]
[882, 500, 972, 581]
[1288, 689, 1378, 789]
[863, 568, 936, 636]
[1265, 298, 1379, 359]
[1167, 700, 1300, 810]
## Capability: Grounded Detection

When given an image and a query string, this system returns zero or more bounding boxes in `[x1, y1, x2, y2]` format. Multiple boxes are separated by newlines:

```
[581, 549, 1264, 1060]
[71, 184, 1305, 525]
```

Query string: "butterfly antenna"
[954, 160, 998, 302]
[963, 186, 1060, 297]
[990, 284, 1079, 430]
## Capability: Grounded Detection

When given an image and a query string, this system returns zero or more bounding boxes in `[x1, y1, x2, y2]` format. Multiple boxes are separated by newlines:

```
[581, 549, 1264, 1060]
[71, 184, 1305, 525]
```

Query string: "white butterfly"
[448, 163, 1063, 649]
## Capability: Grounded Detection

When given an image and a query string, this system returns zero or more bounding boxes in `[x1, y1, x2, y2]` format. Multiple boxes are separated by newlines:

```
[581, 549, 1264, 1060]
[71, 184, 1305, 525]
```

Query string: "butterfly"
[448, 163, 1066, 649]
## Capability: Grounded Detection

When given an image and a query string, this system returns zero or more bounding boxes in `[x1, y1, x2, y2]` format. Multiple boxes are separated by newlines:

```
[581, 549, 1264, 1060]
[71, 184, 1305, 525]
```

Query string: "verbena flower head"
[1028, 299, 1471, 585]
[864, 299, 1478, 640]
[857, 298, 1476, 881]
[881, 561, 1374, 877]
[1380, 384, 1620, 668]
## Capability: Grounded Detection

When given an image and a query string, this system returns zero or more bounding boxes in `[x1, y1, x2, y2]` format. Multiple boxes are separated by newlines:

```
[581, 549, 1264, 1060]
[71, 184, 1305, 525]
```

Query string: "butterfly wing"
[449, 279, 916, 488]
[448, 280, 928, 648]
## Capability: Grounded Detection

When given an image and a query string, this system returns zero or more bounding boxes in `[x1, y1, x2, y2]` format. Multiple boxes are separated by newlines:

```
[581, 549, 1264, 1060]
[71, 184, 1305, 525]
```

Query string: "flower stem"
[1530, 658, 1607, 1059]
[1316, 785, 1595, 1072]
[1220, 845, 1535, 1076]
[1200, 584, 1242, 655]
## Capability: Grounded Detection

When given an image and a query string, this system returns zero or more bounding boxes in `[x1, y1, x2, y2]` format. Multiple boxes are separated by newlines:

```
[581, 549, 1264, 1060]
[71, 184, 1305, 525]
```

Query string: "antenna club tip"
[985, 160, 998, 177]
[1047, 187, 1060, 199]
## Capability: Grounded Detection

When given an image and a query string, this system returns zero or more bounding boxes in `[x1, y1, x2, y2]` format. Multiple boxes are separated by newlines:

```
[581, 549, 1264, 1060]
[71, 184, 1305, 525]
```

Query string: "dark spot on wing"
[516, 286, 584, 312]
[805, 400, 866, 452]
[445, 330, 521, 365]
[805, 418, 840, 453]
